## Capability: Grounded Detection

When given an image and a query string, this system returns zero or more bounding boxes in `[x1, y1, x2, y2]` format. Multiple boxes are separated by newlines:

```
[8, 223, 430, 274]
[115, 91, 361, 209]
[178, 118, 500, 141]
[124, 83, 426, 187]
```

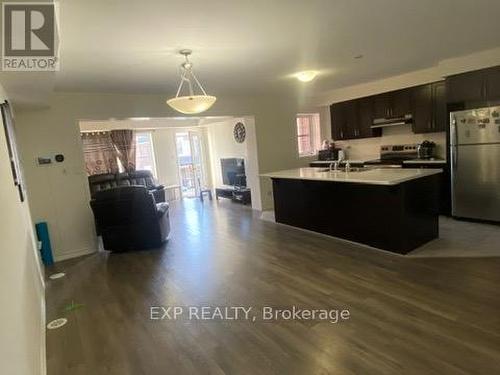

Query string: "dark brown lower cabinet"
[271, 175, 440, 254]
[403, 163, 450, 216]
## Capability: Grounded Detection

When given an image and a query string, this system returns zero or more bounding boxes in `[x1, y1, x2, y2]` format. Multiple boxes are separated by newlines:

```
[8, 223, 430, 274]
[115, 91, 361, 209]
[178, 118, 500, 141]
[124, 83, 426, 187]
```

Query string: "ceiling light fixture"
[295, 70, 319, 82]
[166, 50, 216, 114]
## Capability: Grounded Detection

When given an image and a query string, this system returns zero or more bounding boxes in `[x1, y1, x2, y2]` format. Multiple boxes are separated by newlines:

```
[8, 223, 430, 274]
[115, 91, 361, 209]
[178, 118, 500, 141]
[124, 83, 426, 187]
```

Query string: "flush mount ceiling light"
[166, 50, 216, 114]
[295, 70, 319, 82]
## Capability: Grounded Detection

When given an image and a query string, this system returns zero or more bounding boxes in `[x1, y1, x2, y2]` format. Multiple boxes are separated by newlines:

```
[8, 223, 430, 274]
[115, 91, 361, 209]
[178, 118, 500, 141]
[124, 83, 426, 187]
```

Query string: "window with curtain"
[135, 132, 157, 177]
[296, 113, 321, 157]
[81, 132, 119, 176]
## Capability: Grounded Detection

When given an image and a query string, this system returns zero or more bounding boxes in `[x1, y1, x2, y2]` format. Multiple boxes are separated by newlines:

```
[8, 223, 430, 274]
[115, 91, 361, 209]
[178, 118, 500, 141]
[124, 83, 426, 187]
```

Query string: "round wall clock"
[233, 122, 246, 143]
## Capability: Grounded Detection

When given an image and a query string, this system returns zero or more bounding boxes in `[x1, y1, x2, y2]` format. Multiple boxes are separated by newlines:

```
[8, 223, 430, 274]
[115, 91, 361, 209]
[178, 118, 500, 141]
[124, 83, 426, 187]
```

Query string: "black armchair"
[90, 186, 170, 251]
[88, 170, 166, 203]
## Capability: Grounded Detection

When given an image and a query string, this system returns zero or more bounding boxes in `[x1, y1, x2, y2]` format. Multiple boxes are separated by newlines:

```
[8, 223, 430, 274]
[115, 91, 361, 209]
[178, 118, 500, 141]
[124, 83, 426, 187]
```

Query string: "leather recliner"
[88, 170, 166, 203]
[90, 186, 170, 251]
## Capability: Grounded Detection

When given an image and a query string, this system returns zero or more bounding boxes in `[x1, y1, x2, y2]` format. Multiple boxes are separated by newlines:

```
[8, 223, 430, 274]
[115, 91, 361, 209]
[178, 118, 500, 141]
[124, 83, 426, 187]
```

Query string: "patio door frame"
[175, 130, 206, 198]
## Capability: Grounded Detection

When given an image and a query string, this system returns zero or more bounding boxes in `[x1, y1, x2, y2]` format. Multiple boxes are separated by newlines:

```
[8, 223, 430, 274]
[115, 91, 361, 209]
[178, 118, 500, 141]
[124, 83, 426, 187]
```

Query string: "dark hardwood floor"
[46, 199, 500, 374]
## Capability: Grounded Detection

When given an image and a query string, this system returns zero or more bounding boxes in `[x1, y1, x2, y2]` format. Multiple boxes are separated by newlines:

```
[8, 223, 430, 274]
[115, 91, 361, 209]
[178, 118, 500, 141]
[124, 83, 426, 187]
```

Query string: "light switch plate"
[37, 156, 52, 165]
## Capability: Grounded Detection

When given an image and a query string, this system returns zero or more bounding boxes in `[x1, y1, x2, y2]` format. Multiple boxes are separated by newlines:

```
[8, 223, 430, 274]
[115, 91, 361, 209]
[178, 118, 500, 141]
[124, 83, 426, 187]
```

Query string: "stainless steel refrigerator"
[450, 106, 500, 222]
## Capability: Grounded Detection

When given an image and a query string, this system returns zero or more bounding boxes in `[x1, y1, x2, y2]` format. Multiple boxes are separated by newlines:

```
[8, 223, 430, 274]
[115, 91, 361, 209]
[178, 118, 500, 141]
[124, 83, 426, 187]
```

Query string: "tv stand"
[215, 186, 251, 205]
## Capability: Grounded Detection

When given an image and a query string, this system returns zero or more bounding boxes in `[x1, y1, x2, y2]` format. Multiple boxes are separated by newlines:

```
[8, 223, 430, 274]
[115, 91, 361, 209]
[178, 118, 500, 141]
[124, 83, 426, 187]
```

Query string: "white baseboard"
[54, 247, 96, 262]
[40, 294, 46, 375]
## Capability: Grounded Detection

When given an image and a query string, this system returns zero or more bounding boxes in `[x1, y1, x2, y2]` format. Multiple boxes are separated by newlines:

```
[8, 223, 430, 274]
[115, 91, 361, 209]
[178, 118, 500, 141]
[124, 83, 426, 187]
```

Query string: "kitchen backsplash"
[334, 125, 447, 160]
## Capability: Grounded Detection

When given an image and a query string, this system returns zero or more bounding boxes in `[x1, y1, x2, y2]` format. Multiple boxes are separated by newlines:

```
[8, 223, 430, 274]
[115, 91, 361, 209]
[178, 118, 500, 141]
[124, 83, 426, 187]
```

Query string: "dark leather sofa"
[88, 170, 165, 203]
[90, 186, 170, 251]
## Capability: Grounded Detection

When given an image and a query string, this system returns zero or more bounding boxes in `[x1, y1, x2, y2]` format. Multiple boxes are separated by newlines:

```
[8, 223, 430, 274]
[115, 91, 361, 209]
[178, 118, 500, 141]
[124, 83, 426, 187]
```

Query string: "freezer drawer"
[451, 143, 500, 221]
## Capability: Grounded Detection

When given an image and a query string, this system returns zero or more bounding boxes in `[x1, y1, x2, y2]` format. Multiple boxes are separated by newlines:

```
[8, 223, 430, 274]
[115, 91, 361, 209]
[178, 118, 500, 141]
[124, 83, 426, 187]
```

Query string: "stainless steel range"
[365, 144, 419, 167]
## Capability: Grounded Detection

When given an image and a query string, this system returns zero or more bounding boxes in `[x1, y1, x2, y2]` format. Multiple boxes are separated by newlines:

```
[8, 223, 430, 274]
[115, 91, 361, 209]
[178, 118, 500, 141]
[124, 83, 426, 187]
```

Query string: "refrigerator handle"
[452, 145, 458, 172]
[450, 116, 458, 147]
[450, 116, 458, 172]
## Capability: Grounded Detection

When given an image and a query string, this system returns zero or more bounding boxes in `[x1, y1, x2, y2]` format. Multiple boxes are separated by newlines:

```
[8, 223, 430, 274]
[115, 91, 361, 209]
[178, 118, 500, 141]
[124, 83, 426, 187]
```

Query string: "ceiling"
[4, 0, 500, 105]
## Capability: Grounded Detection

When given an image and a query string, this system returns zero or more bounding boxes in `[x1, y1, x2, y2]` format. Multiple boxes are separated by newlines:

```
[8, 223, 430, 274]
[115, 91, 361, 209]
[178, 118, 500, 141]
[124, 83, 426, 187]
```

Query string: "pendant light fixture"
[166, 50, 216, 114]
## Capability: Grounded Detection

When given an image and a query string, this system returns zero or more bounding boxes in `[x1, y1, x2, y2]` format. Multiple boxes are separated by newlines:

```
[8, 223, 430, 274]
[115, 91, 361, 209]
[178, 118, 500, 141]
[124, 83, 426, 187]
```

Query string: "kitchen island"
[262, 167, 443, 254]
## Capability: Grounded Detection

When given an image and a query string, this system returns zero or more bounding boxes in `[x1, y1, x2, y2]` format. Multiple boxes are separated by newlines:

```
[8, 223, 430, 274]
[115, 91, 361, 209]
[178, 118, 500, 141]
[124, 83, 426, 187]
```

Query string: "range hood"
[371, 114, 413, 129]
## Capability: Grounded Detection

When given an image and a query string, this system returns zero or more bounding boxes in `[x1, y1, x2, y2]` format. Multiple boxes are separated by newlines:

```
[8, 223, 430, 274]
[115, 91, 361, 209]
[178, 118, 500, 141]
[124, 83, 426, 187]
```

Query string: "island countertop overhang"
[261, 167, 442, 186]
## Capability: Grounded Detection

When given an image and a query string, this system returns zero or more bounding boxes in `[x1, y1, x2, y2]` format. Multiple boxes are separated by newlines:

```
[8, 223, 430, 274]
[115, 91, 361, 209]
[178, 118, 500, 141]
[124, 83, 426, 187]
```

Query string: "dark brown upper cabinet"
[391, 89, 412, 117]
[485, 67, 500, 101]
[373, 89, 411, 119]
[330, 103, 344, 140]
[330, 79, 456, 141]
[330, 98, 381, 141]
[356, 97, 379, 138]
[446, 66, 500, 104]
[432, 81, 447, 132]
[411, 81, 447, 134]
[330, 101, 356, 140]
[373, 93, 392, 119]
[411, 84, 432, 133]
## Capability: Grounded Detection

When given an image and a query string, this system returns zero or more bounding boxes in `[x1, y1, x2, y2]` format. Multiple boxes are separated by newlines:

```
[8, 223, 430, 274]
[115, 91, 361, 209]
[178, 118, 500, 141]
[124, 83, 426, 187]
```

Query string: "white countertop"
[403, 159, 447, 164]
[310, 158, 447, 165]
[261, 167, 442, 186]
[309, 159, 369, 165]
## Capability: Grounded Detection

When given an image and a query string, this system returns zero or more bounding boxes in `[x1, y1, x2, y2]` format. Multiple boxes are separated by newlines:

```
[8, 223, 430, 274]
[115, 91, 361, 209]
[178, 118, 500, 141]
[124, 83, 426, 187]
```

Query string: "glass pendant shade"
[166, 95, 216, 114]
[166, 50, 216, 114]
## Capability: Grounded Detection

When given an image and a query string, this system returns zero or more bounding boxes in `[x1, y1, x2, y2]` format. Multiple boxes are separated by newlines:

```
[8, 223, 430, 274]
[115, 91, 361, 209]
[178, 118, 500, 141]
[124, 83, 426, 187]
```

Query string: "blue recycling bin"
[35, 222, 54, 266]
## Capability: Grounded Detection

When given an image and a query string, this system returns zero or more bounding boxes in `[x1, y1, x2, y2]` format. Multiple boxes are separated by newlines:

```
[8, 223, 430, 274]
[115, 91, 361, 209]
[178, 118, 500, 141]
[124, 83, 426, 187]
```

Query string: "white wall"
[0, 86, 46, 375]
[206, 117, 262, 210]
[206, 118, 248, 187]
[240, 116, 261, 210]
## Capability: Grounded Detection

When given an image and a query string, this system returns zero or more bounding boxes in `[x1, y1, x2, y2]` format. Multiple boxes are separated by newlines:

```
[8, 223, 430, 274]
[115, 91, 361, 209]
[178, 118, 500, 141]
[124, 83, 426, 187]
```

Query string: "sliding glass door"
[175, 131, 206, 198]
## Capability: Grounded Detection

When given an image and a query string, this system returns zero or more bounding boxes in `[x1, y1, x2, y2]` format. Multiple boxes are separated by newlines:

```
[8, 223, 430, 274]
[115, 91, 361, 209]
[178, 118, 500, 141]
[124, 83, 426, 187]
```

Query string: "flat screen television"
[221, 158, 246, 187]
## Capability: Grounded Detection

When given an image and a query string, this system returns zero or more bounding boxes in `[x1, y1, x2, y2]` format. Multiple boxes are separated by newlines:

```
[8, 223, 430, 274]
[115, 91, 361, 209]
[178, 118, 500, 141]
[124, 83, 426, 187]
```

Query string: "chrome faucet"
[345, 160, 351, 172]
[329, 161, 339, 172]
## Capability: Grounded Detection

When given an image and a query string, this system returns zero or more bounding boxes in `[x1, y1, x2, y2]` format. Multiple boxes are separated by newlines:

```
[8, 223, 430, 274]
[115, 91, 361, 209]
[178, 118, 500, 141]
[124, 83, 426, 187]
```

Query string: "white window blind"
[296, 113, 321, 157]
